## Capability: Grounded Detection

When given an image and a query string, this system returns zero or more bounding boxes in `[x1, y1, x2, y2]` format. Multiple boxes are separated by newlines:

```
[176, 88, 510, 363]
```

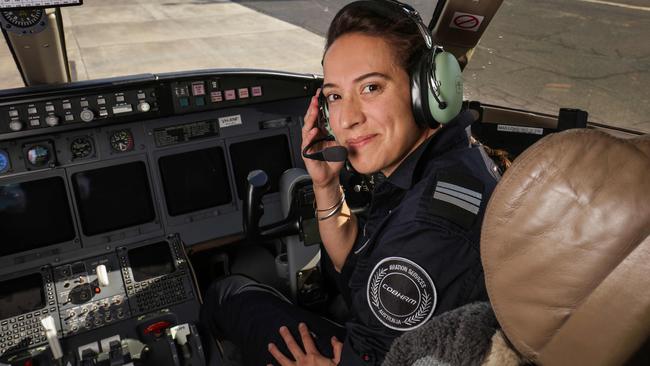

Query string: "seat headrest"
[481, 129, 650, 365]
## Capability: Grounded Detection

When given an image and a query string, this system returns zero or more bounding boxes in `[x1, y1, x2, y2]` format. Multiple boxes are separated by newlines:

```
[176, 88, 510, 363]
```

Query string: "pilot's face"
[322, 32, 430, 176]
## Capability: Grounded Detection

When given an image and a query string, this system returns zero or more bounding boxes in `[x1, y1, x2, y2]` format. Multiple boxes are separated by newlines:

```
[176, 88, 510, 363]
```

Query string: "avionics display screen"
[128, 241, 175, 282]
[159, 147, 232, 216]
[0, 176, 75, 256]
[72, 161, 155, 236]
[0, 273, 45, 320]
[230, 135, 292, 200]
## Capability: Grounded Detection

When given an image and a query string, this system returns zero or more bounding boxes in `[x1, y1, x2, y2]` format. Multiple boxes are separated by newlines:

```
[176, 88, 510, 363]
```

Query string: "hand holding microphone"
[301, 89, 347, 189]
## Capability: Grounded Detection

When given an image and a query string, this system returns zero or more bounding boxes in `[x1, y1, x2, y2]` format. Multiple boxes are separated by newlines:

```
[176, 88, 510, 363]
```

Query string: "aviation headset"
[304, 0, 464, 162]
[319, 0, 463, 129]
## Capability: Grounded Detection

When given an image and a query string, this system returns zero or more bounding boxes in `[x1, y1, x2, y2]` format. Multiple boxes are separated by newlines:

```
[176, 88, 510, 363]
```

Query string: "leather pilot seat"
[481, 129, 650, 365]
[383, 129, 649, 366]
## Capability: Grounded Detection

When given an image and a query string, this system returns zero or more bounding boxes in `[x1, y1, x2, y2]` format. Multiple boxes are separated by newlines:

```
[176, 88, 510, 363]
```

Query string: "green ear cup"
[429, 51, 463, 124]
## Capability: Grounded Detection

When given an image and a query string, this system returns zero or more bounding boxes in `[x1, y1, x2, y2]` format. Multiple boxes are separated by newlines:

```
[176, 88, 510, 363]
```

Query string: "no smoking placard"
[449, 11, 485, 32]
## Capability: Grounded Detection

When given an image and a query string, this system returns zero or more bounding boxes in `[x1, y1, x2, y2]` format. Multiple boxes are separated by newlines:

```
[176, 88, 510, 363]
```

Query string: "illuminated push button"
[28, 107, 37, 114]
[225, 89, 236, 100]
[80, 100, 89, 108]
[195, 97, 205, 106]
[62, 102, 72, 109]
[97, 98, 106, 105]
[178, 97, 189, 108]
[65, 114, 74, 122]
[210, 91, 223, 103]
[137, 93, 146, 99]
[112, 104, 133, 114]
[116, 95, 125, 102]
[251, 86, 263, 97]
[238, 88, 249, 99]
[8, 109, 19, 117]
[30, 119, 41, 127]
[45, 105, 55, 112]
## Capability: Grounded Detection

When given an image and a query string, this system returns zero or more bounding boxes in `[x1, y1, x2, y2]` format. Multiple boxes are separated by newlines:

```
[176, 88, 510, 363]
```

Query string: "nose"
[337, 95, 365, 130]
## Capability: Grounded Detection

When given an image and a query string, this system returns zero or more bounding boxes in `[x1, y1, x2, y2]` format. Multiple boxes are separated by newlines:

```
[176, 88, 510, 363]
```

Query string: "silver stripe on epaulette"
[433, 192, 479, 214]
[436, 181, 483, 199]
[435, 186, 482, 206]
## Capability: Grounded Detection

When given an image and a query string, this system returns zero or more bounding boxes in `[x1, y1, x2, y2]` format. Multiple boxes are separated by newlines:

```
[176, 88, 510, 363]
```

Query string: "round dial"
[1, 9, 44, 28]
[0, 149, 10, 174]
[109, 129, 134, 152]
[26, 145, 51, 167]
[70, 137, 93, 159]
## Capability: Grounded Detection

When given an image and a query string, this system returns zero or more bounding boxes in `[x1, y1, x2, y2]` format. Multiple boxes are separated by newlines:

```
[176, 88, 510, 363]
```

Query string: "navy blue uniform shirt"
[336, 110, 500, 365]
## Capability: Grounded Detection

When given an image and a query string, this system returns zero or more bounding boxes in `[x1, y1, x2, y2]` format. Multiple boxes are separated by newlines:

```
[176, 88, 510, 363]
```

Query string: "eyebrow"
[322, 72, 391, 90]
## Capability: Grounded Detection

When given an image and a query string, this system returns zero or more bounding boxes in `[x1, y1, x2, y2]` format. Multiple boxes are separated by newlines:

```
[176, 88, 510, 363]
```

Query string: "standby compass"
[0, 8, 47, 34]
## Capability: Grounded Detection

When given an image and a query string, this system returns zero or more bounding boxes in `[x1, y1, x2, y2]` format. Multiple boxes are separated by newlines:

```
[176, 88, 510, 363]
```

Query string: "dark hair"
[325, 2, 427, 73]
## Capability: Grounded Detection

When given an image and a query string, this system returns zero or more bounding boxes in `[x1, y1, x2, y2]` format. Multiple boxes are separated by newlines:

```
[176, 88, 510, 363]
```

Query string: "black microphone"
[302, 135, 348, 162]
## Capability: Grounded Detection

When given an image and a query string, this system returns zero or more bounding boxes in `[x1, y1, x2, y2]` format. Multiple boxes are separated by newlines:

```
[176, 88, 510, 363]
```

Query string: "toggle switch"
[96, 265, 109, 287]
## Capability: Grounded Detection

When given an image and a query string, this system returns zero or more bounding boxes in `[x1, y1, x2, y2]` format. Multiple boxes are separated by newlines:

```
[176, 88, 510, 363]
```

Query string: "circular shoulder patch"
[367, 257, 437, 331]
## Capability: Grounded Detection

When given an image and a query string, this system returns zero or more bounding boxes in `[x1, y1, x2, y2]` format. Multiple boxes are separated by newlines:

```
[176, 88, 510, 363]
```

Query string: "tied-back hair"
[325, 3, 427, 73]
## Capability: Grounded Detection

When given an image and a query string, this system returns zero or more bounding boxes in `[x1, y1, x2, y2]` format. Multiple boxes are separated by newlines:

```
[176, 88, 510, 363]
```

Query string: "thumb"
[331, 336, 343, 364]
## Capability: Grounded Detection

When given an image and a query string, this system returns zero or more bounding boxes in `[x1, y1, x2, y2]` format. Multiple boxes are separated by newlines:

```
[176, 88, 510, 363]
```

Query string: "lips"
[346, 134, 377, 149]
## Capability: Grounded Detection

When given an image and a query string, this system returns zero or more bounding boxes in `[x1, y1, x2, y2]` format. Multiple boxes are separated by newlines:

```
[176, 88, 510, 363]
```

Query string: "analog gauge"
[26, 144, 51, 167]
[1, 9, 44, 28]
[109, 129, 134, 152]
[0, 149, 10, 174]
[70, 137, 93, 160]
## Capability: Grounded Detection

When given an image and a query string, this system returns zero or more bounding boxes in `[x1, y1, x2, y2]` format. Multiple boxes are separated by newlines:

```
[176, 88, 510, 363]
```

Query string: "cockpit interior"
[0, 0, 648, 365]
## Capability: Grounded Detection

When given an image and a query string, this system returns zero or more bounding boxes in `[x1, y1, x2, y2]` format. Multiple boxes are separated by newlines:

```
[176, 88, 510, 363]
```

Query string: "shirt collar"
[386, 110, 474, 190]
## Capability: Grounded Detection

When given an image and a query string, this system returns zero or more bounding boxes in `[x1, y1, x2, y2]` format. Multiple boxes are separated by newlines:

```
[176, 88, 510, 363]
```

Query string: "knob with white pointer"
[96, 264, 109, 287]
[80, 108, 94, 123]
[137, 101, 151, 113]
[9, 120, 23, 131]
[45, 115, 60, 126]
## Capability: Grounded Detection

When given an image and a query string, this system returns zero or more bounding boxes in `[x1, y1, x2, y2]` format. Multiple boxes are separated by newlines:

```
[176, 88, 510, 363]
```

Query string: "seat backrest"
[481, 129, 650, 365]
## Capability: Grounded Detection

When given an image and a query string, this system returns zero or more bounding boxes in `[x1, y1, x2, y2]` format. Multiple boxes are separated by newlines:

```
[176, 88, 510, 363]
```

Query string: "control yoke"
[243, 170, 300, 241]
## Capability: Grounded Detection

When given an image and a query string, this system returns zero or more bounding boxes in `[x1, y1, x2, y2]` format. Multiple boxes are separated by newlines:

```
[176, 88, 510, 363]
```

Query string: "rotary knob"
[45, 115, 60, 127]
[9, 120, 23, 131]
[137, 101, 151, 113]
[80, 109, 94, 123]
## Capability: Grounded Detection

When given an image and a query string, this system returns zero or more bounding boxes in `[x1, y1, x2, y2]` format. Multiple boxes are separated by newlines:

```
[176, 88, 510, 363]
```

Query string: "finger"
[279, 326, 305, 360]
[302, 94, 320, 134]
[298, 323, 318, 354]
[331, 336, 343, 364]
[268, 342, 294, 366]
[301, 127, 322, 151]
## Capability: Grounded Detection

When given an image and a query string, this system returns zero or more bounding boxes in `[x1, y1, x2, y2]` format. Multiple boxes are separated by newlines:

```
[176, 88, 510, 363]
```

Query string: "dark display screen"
[72, 161, 155, 236]
[0, 177, 76, 256]
[0, 273, 45, 320]
[230, 135, 292, 200]
[128, 241, 176, 282]
[158, 147, 232, 216]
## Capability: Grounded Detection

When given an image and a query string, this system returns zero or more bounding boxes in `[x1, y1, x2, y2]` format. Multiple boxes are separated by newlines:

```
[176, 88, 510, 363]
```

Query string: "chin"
[348, 157, 379, 175]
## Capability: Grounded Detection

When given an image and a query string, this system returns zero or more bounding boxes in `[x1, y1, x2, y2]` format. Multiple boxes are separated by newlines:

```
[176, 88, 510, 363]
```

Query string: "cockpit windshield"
[1, 0, 649, 133]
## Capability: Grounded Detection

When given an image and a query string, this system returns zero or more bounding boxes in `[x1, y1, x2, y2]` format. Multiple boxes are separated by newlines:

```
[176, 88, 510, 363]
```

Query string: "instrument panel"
[0, 69, 321, 362]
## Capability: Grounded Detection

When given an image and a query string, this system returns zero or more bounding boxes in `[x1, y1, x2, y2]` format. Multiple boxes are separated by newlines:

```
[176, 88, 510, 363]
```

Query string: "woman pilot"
[201, 1, 499, 365]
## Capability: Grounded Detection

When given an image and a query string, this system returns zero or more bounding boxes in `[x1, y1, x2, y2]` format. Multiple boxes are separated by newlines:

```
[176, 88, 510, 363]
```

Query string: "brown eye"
[326, 94, 340, 103]
[362, 84, 380, 93]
